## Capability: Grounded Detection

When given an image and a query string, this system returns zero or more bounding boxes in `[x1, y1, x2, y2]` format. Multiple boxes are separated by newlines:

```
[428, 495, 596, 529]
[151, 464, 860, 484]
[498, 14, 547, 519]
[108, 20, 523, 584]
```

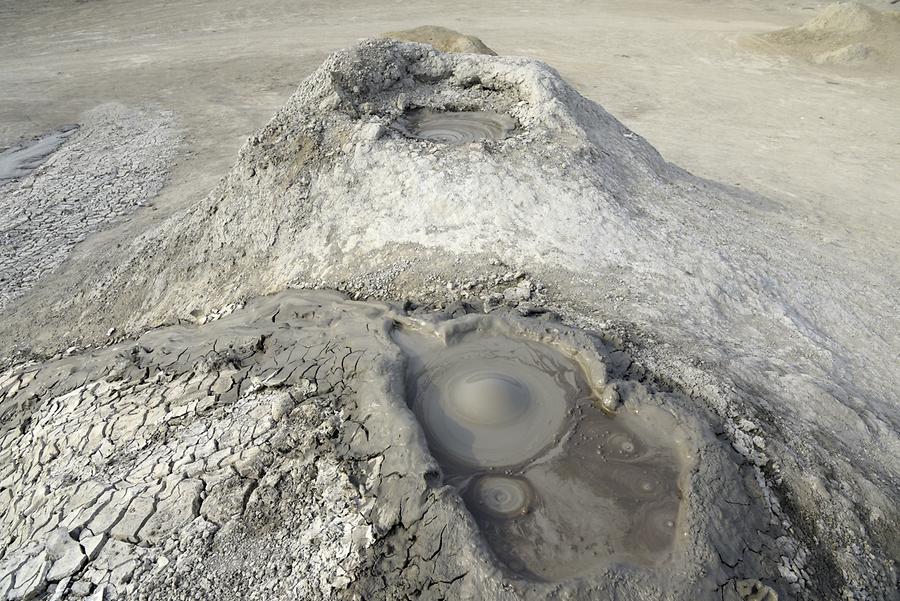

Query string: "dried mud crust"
[381, 26, 497, 56]
[0, 39, 896, 598]
[0, 290, 813, 600]
[0, 104, 180, 310]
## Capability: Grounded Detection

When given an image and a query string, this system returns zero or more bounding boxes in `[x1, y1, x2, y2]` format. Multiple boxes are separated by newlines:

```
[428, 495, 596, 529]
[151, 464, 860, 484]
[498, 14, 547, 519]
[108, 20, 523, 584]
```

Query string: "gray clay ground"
[0, 105, 180, 310]
[1, 290, 790, 600]
[0, 4, 898, 601]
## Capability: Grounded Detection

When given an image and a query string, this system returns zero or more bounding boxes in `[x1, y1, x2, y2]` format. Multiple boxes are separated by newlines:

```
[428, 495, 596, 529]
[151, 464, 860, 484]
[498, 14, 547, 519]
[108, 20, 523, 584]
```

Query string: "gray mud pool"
[393, 108, 517, 144]
[394, 315, 691, 581]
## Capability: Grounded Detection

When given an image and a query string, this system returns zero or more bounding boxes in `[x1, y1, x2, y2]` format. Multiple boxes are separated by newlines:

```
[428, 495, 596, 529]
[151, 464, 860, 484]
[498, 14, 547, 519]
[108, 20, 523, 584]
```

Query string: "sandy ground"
[1, 0, 898, 269]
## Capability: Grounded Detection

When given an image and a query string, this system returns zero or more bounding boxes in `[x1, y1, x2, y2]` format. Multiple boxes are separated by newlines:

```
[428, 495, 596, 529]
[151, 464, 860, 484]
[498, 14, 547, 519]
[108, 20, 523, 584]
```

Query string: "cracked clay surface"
[0, 39, 897, 600]
[1, 291, 807, 600]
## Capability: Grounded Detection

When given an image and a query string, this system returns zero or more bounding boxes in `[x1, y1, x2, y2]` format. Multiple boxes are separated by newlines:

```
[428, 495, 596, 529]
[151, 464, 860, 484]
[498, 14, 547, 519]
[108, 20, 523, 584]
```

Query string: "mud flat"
[0, 38, 897, 600]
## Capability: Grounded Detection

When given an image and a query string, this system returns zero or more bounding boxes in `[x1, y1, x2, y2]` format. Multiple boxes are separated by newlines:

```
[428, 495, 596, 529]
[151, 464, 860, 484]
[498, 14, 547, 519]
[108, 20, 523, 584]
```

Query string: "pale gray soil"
[0, 1, 898, 600]
[1, 0, 898, 257]
[0, 291, 789, 600]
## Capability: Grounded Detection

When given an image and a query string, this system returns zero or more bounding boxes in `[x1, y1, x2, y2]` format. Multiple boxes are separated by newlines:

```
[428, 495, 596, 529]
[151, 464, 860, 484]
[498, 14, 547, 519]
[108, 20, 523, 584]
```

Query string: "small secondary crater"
[393, 108, 517, 144]
[394, 316, 691, 581]
[470, 475, 533, 519]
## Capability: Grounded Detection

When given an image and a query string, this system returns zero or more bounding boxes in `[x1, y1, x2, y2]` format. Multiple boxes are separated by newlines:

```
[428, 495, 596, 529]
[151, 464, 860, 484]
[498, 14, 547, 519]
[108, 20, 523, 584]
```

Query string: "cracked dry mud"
[0, 104, 180, 310]
[2, 291, 790, 600]
[1, 36, 898, 601]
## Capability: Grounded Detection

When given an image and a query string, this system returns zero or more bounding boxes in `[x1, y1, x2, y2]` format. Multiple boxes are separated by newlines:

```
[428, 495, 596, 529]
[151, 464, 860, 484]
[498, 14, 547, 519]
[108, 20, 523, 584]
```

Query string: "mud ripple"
[394, 108, 517, 144]
[470, 476, 533, 519]
[395, 317, 690, 580]
[408, 338, 572, 469]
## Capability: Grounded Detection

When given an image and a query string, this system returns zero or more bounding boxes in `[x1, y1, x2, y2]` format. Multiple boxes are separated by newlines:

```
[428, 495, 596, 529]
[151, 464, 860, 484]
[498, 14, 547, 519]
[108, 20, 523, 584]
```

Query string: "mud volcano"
[394, 315, 689, 580]
[393, 108, 517, 144]
[3, 38, 898, 600]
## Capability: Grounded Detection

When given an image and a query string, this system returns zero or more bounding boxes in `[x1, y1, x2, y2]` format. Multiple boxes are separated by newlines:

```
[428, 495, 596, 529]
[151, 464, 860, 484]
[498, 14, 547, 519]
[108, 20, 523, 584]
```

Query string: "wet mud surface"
[392, 108, 517, 144]
[394, 318, 690, 581]
[0, 126, 78, 183]
[0, 290, 794, 599]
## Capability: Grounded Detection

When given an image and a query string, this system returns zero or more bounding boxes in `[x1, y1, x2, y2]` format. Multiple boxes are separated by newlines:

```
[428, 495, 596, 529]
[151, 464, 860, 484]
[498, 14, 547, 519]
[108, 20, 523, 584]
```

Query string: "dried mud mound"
[1, 40, 898, 599]
[748, 2, 900, 69]
[2, 290, 786, 600]
[382, 25, 497, 55]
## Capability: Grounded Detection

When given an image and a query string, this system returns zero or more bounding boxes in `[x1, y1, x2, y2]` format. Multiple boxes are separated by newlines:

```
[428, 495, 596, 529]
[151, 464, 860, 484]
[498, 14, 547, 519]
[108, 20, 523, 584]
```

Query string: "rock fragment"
[45, 528, 87, 583]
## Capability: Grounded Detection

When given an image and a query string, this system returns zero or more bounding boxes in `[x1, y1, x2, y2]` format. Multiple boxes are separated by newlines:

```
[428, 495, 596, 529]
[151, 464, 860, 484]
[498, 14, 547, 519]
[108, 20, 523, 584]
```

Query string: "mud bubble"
[392, 108, 517, 144]
[394, 314, 692, 581]
[470, 476, 533, 519]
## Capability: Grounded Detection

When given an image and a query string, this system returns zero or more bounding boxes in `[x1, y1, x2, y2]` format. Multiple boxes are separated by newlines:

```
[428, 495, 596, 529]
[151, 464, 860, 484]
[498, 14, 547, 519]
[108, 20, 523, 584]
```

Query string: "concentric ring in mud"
[393, 108, 517, 144]
[602, 431, 645, 461]
[470, 475, 533, 519]
[409, 338, 575, 469]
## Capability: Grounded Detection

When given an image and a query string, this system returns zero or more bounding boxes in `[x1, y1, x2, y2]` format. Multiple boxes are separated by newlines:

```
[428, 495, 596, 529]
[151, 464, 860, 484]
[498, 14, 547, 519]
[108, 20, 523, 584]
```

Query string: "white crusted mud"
[0, 38, 897, 599]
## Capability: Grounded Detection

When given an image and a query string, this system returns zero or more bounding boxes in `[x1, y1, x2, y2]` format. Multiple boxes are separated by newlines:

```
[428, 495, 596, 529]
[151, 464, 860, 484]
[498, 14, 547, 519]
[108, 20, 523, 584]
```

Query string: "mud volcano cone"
[1, 37, 897, 601]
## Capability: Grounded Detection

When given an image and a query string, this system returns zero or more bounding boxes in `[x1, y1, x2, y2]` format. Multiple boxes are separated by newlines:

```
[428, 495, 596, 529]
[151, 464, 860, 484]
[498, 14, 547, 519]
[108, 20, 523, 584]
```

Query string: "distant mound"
[813, 41, 876, 65]
[791, 1, 884, 35]
[381, 25, 497, 55]
[749, 1, 900, 70]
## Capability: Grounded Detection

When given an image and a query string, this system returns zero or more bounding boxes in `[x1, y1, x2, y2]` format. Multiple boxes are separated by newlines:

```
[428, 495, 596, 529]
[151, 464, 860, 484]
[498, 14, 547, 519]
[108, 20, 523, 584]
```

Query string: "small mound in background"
[813, 41, 876, 65]
[381, 25, 497, 55]
[748, 1, 900, 70]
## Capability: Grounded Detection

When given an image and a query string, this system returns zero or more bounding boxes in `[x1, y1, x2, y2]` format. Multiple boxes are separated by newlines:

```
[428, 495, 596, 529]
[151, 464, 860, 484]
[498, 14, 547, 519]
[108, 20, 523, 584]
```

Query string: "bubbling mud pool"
[394, 317, 691, 581]
[393, 108, 517, 144]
